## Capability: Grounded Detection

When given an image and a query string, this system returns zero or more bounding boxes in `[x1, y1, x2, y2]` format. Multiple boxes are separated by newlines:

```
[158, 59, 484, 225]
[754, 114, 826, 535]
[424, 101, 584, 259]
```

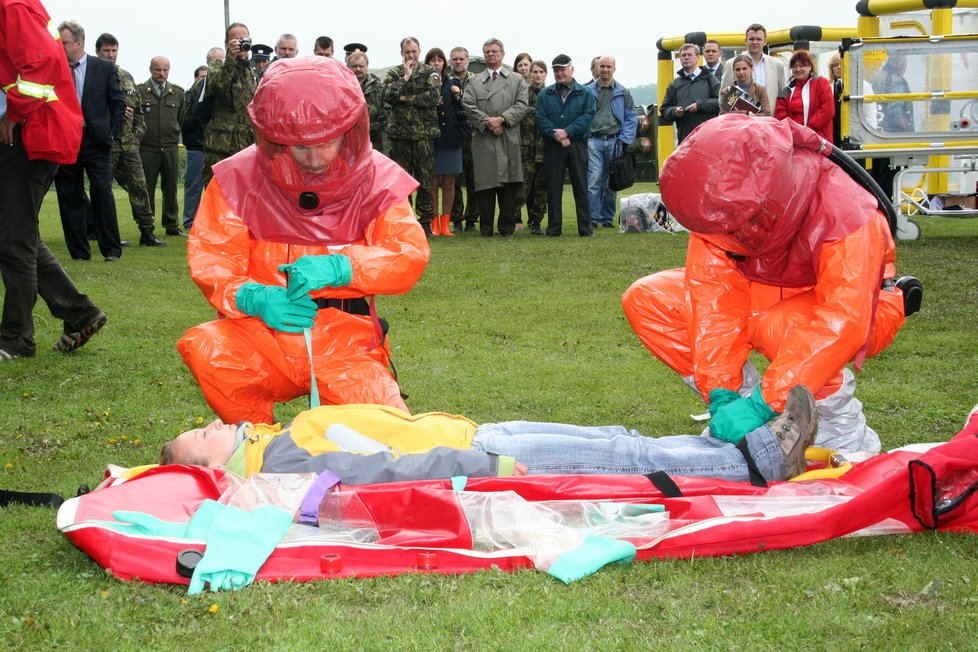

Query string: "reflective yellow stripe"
[2, 82, 14, 92]
[15, 75, 59, 102]
[48, 19, 60, 40]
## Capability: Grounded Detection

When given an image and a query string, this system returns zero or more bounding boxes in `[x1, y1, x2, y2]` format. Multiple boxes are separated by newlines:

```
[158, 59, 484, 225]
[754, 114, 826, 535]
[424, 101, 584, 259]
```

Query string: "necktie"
[492, 71, 497, 82]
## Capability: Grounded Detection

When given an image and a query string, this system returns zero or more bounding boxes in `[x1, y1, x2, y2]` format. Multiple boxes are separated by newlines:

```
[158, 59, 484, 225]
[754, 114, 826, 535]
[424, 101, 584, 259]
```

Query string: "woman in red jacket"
[775, 50, 834, 142]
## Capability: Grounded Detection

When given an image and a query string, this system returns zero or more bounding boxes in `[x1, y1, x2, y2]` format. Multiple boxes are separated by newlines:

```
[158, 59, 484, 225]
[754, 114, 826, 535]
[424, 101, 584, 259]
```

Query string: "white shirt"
[751, 55, 766, 88]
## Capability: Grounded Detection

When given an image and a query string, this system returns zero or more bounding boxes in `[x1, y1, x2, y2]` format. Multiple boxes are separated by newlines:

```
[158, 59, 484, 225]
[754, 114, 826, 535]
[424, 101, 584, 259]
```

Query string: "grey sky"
[46, 0, 863, 89]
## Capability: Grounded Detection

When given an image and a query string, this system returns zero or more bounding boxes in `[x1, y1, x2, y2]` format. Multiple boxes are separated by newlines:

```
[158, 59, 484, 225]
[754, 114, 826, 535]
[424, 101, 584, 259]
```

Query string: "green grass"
[1, 183, 977, 649]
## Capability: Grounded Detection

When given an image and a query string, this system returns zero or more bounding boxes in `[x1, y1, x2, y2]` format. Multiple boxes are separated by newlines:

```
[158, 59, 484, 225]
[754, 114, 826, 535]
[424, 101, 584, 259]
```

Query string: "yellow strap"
[805, 446, 837, 463]
[790, 463, 853, 482]
[789, 446, 850, 481]
[118, 464, 158, 480]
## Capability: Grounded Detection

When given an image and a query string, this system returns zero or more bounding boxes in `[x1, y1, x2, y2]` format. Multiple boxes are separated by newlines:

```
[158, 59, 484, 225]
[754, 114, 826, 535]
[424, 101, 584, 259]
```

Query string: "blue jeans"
[472, 421, 784, 482]
[587, 137, 617, 225]
[183, 149, 205, 229]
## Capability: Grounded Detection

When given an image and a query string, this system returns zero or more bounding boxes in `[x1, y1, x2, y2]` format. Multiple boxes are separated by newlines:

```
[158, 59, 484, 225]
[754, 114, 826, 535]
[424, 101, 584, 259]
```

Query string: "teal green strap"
[304, 327, 320, 409]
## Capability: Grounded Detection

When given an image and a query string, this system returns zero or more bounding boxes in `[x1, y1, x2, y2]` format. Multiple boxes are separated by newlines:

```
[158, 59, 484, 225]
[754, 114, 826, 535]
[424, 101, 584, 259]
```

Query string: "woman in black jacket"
[425, 47, 464, 236]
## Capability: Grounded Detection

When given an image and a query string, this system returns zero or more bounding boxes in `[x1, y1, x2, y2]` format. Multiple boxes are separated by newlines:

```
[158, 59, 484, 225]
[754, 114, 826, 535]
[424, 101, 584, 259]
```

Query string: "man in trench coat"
[461, 38, 528, 237]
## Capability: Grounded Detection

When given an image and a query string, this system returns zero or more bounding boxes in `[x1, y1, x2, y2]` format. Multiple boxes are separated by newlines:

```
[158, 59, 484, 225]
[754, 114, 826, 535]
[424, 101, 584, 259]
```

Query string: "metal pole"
[224, 0, 230, 29]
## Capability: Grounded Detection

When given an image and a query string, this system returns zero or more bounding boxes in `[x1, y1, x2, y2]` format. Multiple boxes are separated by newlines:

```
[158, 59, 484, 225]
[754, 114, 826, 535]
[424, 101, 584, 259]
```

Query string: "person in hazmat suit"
[622, 114, 920, 454]
[178, 56, 429, 424]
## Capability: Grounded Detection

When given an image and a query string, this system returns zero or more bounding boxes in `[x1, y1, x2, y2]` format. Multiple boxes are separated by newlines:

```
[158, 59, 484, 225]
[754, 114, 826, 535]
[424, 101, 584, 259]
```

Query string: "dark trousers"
[543, 139, 591, 236]
[54, 135, 123, 260]
[476, 183, 520, 236]
[0, 126, 100, 356]
[183, 148, 205, 228]
[140, 145, 181, 230]
[389, 138, 434, 225]
[451, 137, 479, 226]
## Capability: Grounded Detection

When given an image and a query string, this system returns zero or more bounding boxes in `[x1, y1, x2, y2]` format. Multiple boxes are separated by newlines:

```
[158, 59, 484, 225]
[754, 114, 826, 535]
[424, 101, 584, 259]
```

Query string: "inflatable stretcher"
[57, 432, 978, 586]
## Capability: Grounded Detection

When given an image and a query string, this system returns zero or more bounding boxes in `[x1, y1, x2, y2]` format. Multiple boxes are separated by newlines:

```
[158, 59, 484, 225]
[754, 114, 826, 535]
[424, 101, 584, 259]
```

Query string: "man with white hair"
[274, 34, 298, 59]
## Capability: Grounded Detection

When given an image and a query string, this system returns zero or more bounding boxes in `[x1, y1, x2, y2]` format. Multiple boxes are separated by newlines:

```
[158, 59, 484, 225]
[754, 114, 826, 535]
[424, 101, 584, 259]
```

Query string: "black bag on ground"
[608, 140, 636, 191]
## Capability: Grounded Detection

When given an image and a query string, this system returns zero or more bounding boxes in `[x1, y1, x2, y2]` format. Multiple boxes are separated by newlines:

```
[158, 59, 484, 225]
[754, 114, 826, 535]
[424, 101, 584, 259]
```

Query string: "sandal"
[53, 312, 107, 353]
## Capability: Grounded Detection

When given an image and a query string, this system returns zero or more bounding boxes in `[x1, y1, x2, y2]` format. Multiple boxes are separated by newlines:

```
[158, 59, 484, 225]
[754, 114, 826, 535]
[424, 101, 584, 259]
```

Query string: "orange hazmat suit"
[623, 115, 905, 420]
[178, 57, 428, 424]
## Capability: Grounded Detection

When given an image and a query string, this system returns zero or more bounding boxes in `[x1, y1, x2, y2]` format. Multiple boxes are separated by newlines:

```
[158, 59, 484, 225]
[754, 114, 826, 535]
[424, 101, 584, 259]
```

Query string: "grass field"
[1, 182, 977, 649]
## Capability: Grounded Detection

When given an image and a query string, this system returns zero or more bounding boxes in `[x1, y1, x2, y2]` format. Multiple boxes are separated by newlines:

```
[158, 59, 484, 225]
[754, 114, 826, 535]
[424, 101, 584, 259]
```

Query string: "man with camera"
[202, 22, 257, 185]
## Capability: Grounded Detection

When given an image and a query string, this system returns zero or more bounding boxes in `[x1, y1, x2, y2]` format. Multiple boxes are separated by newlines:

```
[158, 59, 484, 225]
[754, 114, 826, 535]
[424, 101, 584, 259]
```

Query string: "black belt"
[591, 133, 619, 140]
[314, 297, 369, 315]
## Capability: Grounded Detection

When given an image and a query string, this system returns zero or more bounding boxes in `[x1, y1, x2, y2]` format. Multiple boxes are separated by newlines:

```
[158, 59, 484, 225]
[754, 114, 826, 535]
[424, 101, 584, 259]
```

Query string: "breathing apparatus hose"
[827, 145, 898, 235]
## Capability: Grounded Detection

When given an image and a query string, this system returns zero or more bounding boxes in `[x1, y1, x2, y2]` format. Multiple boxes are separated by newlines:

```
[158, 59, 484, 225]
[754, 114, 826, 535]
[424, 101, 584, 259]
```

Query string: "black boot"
[139, 229, 167, 247]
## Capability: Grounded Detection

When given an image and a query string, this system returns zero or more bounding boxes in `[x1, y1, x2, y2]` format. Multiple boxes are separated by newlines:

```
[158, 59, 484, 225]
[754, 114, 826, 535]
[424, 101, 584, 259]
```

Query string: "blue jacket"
[535, 79, 596, 142]
[585, 79, 638, 145]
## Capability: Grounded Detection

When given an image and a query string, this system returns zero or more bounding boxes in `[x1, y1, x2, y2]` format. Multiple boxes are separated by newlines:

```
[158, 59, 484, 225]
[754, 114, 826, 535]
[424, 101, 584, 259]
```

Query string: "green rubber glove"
[187, 502, 293, 595]
[101, 511, 191, 538]
[707, 389, 741, 417]
[708, 389, 777, 444]
[235, 283, 318, 333]
[102, 500, 226, 539]
[278, 255, 353, 301]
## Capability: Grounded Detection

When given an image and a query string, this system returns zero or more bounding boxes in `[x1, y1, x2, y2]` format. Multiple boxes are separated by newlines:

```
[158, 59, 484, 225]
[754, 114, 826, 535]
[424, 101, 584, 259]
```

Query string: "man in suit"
[720, 24, 788, 106]
[703, 40, 723, 80]
[137, 56, 186, 236]
[54, 20, 126, 261]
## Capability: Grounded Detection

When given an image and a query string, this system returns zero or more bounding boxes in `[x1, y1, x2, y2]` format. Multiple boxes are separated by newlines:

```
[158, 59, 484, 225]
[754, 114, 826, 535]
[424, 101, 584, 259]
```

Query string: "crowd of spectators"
[21, 17, 903, 259]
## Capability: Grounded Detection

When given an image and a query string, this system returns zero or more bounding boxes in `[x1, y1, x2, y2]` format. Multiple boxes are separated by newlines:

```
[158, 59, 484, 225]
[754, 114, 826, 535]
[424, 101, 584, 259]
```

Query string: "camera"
[238, 37, 252, 52]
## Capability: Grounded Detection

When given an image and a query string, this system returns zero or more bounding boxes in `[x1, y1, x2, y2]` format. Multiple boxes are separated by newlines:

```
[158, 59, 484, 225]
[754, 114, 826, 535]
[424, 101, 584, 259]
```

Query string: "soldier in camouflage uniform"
[449, 47, 478, 232]
[516, 59, 547, 235]
[347, 52, 387, 155]
[202, 22, 258, 185]
[382, 36, 440, 236]
[94, 33, 165, 246]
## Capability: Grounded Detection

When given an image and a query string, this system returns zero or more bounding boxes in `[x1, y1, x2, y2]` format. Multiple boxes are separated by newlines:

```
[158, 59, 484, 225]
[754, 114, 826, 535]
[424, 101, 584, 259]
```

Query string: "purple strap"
[298, 469, 341, 525]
